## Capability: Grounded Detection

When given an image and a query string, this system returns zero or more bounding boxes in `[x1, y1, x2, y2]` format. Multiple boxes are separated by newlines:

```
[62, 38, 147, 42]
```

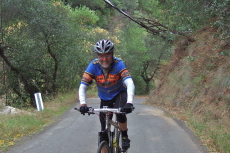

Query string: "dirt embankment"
[148, 27, 229, 152]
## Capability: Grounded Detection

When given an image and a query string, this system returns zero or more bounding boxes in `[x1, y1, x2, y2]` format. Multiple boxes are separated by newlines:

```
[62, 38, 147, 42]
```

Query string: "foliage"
[117, 23, 146, 94]
[1, 0, 228, 105]
[205, 0, 230, 37]
[71, 6, 99, 25]
[148, 27, 230, 153]
[0, 0, 99, 107]
[67, 0, 105, 9]
[157, 0, 229, 36]
[138, 0, 160, 15]
[117, 0, 139, 11]
[64, 0, 116, 28]
[117, 22, 171, 94]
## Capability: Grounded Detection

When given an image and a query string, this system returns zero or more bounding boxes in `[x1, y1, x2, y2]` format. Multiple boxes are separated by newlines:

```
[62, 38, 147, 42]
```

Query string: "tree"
[102, 0, 194, 41]
[117, 22, 171, 94]
[0, 0, 99, 107]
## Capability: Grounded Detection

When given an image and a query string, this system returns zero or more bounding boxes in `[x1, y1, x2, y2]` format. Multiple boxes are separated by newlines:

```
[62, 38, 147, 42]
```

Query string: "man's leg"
[114, 91, 131, 149]
[118, 121, 130, 149]
[119, 121, 127, 131]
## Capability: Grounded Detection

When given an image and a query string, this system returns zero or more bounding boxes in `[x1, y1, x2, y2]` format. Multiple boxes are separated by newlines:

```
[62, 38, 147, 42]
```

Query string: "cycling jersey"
[81, 57, 132, 100]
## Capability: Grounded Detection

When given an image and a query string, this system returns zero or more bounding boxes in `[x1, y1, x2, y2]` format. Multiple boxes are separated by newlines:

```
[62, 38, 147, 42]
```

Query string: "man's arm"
[124, 78, 135, 103]
[78, 84, 88, 105]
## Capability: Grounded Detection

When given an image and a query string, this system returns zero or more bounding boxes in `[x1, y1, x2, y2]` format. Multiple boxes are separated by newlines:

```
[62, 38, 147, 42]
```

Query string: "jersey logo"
[96, 74, 121, 88]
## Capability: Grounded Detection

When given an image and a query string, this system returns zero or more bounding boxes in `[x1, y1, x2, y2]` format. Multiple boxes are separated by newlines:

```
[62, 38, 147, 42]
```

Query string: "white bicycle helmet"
[94, 39, 114, 54]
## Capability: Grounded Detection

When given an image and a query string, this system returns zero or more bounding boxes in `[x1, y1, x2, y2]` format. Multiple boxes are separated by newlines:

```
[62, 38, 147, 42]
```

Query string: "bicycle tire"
[97, 141, 111, 153]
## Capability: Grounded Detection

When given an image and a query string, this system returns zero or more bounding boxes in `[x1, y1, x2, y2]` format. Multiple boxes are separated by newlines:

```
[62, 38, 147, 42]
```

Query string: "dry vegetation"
[147, 27, 230, 153]
[0, 91, 76, 151]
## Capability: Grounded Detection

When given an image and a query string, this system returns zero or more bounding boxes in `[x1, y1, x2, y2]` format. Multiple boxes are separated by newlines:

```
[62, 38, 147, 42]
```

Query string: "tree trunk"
[0, 47, 39, 107]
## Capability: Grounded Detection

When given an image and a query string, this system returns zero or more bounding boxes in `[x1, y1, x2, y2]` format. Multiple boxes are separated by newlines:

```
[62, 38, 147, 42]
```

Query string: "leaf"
[9, 141, 14, 146]
[0, 140, 5, 144]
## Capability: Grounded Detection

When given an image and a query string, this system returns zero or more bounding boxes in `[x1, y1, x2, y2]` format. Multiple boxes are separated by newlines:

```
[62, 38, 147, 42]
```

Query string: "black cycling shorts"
[99, 90, 127, 131]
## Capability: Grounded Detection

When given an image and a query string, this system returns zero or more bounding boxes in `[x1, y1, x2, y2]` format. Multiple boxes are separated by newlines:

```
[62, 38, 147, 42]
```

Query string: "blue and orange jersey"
[81, 57, 132, 100]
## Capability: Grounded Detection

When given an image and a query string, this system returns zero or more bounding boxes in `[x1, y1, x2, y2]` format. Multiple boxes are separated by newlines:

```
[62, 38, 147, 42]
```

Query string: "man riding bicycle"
[78, 39, 135, 150]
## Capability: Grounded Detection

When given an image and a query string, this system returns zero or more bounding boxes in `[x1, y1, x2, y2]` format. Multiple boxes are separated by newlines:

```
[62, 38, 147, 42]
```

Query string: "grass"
[185, 111, 230, 153]
[147, 69, 230, 153]
[148, 101, 230, 153]
[145, 26, 230, 153]
[0, 91, 77, 152]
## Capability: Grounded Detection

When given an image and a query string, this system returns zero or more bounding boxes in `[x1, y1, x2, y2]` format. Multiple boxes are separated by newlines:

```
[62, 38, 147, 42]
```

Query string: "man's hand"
[122, 103, 134, 113]
[80, 105, 89, 115]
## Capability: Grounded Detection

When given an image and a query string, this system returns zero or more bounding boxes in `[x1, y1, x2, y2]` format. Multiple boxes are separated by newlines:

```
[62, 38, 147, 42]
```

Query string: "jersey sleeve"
[80, 62, 95, 86]
[121, 69, 131, 80]
[119, 60, 132, 81]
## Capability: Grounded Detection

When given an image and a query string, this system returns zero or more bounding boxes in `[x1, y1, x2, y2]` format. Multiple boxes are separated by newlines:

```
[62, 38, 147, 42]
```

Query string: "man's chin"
[101, 65, 109, 69]
[100, 63, 110, 69]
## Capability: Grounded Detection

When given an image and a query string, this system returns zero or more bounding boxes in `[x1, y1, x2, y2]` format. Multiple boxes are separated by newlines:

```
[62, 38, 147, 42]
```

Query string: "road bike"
[75, 106, 134, 153]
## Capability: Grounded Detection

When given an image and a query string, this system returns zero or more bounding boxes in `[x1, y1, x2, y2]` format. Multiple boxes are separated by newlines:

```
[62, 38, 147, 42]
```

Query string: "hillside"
[147, 27, 229, 153]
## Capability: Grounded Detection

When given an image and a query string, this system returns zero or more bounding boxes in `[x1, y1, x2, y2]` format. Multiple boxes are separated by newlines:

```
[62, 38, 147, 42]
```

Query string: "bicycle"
[75, 106, 134, 153]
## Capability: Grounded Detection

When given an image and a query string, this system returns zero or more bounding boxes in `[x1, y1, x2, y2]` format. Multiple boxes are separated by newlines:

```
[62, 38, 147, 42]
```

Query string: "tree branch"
[103, 0, 194, 42]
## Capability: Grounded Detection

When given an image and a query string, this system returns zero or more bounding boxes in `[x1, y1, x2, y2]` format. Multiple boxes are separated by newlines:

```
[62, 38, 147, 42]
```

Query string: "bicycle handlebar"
[74, 106, 135, 115]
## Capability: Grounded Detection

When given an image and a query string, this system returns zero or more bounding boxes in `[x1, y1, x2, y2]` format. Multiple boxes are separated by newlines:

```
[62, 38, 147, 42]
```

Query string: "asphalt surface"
[5, 97, 209, 153]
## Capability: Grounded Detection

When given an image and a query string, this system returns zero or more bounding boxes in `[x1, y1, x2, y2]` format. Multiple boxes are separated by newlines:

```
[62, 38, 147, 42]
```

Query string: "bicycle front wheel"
[97, 141, 111, 153]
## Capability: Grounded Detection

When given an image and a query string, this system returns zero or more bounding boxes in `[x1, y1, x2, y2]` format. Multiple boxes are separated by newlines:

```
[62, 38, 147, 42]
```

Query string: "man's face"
[97, 52, 113, 69]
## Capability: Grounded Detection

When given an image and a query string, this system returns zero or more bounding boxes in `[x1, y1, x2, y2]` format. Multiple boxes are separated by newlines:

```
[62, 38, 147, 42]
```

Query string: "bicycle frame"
[91, 107, 124, 153]
[75, 107, 127, 153]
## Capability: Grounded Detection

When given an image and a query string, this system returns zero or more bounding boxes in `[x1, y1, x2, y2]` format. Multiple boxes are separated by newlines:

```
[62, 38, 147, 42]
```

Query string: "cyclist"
[78, 39, 135, 150]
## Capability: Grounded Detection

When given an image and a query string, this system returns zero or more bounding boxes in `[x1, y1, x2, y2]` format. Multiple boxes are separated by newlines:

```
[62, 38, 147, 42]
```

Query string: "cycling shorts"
[99, 90, 127, 130]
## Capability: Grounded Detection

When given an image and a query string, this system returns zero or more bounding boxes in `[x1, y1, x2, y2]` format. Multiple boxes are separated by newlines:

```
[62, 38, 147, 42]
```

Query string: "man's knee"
[116, 114, 127, 123]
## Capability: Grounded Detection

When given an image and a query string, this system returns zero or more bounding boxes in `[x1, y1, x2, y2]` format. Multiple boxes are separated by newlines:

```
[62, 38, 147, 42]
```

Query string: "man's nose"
[102, 57, 107, 60]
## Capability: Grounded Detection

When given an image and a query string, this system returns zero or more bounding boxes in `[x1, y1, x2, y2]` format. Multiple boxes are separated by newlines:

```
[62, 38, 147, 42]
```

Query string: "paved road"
[5, 97, 208, 153]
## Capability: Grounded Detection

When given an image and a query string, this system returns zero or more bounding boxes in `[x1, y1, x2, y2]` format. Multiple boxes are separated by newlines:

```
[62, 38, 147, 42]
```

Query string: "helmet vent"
[94, 39, 114, 54]
[105, 46, 110, 51]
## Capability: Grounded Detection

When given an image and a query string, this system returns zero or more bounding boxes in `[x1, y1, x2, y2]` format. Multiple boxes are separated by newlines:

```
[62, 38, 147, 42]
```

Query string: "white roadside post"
[34, 92, 44, 111]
